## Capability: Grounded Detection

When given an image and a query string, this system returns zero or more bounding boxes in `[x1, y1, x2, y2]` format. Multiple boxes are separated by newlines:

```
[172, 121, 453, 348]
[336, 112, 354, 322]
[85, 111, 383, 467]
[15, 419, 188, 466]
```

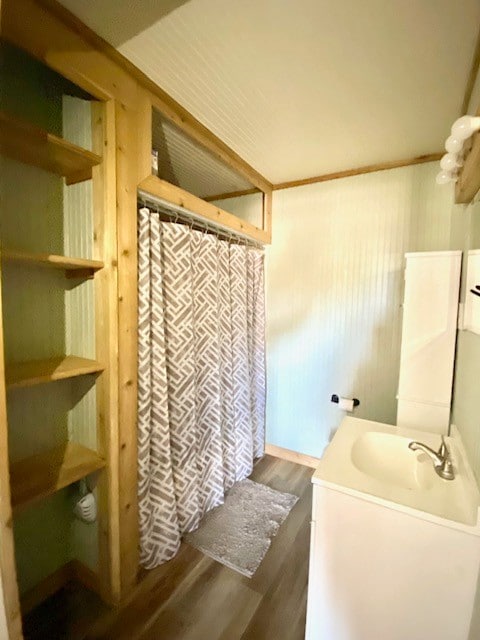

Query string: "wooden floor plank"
[26, 456, 314, 640]
[240, 495, 312, 640]
[143, 562, 262, 640]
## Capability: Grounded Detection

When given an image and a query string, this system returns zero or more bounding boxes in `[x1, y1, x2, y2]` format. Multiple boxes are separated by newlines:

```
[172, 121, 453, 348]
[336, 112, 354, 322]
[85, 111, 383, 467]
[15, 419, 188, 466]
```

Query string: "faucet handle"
[438, 436, 449, 458]
[439, 436, 455, 480]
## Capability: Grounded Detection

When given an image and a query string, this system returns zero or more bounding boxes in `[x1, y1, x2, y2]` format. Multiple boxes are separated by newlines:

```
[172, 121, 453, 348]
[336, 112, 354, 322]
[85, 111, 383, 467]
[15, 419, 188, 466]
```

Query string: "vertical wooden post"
[263, 189, 273, 243]
[0, 263, 23, 639]
[115, 98, 140, 596]
[92, 100, 121, 604]
[137, 90, 152, 183]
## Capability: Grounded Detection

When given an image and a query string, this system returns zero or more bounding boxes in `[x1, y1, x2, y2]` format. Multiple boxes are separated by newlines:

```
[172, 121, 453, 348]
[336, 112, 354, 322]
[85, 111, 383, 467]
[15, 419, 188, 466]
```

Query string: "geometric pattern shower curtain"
[137, 208, 266, 569]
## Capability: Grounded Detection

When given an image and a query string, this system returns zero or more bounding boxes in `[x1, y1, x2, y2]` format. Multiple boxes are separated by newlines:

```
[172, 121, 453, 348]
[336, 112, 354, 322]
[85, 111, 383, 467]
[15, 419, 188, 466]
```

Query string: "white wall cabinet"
[397, 251, 461, 434]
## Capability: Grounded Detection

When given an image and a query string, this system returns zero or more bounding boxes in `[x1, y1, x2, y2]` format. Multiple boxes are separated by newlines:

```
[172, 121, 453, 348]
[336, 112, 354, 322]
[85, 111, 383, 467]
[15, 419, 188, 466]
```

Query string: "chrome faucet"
[408, 436, 455, 481]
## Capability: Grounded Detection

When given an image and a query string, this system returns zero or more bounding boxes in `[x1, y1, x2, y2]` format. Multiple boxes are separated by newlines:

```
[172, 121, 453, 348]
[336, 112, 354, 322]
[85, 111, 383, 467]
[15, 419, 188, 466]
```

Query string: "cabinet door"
[397, 252, 461, 420]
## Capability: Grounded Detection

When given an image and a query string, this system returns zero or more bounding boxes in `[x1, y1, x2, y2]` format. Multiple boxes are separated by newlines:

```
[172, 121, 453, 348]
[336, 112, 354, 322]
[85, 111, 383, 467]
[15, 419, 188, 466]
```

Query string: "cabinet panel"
[397, 251, 461, 432]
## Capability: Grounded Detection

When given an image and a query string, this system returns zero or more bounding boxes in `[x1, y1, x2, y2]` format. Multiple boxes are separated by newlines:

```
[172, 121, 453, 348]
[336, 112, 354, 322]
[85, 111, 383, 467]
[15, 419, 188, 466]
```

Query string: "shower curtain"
[137, 207, 266, 569]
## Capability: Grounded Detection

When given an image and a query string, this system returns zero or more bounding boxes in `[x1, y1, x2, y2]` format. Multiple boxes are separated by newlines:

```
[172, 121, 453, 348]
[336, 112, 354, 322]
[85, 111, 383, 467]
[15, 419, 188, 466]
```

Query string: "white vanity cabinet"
[305, 417, 480, 640]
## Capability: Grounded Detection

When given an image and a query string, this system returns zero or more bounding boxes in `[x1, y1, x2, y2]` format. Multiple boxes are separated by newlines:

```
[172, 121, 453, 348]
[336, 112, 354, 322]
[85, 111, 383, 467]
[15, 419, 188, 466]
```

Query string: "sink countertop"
[312, 416, 480, 531]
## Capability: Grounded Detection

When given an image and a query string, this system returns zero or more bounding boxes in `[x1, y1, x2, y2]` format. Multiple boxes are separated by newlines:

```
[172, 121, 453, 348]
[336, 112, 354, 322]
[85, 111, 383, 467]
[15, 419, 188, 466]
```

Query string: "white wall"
[266, 162, 453, 457]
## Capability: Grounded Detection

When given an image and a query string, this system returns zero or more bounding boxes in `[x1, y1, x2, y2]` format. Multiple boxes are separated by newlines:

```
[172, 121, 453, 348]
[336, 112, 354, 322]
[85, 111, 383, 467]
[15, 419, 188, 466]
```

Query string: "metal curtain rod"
[137, 190, 264, 249]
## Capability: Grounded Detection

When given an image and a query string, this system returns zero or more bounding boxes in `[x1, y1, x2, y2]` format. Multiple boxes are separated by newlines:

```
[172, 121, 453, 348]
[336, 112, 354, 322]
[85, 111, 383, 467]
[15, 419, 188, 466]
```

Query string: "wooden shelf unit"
[10, 442, 106, 514]
[2, 249, 104, 279]
[0, 111, 102, 185]
[6, 356, 104, 390]
[0, 25, 119, 629]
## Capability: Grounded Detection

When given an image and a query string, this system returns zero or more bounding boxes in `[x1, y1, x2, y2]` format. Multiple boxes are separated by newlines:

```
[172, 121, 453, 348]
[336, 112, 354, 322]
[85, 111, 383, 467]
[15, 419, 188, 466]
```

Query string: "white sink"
[313, 417, 480, 527]
[351, 431, 434, 491]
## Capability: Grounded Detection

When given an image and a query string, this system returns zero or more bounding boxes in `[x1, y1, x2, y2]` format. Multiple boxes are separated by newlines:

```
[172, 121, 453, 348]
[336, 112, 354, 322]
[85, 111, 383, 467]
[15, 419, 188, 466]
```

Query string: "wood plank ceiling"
[59, 0, 480, 184]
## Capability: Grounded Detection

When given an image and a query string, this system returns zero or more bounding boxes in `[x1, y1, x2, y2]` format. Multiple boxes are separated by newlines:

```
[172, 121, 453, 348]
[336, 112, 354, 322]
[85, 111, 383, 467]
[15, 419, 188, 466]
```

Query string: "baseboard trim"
[20, 560, 100, 615]
[265, 443, 320, 469]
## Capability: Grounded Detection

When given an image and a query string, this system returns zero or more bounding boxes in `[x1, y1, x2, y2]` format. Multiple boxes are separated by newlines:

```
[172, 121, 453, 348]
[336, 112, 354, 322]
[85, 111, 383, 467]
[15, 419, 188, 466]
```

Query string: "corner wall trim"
[265, 443, 320, 469]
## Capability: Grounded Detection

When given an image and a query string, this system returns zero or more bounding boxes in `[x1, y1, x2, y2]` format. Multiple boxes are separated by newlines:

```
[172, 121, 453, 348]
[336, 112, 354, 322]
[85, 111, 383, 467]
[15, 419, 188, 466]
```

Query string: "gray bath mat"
[184, 478, 298, 577]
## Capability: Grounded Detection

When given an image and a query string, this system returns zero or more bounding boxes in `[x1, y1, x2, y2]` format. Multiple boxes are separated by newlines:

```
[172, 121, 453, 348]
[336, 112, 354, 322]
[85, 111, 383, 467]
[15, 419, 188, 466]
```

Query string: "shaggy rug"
[184, 478, 298, 577]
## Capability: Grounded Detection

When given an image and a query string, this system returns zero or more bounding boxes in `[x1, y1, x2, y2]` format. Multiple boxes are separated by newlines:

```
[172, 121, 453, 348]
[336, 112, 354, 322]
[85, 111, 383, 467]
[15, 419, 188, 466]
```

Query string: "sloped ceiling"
[60, 0, 480, 184]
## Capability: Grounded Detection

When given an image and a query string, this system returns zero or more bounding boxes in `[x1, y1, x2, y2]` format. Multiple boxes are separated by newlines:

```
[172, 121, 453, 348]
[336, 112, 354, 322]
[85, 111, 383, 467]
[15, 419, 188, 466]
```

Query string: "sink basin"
[313, 416, 480, 527]
[351, 431, 434, 490]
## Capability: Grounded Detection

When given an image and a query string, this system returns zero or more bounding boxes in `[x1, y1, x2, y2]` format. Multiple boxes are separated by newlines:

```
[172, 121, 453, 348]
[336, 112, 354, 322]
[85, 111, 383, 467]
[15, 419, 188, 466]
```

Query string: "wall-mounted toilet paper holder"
[331, 394, 360, 408]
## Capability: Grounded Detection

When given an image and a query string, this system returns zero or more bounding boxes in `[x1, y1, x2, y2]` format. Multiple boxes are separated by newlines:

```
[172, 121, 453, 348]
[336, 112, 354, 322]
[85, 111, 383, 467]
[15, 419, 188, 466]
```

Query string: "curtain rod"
[137, 190, 264, 249]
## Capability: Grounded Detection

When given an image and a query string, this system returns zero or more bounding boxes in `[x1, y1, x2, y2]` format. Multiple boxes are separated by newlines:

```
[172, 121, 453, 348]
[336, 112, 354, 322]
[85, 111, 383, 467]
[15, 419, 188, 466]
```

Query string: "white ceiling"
[60, 0, 480, 184]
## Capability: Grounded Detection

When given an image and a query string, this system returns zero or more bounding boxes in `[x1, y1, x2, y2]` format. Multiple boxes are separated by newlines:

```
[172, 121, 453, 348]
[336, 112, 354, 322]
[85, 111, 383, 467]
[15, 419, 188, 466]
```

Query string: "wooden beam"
[0, 263, 22, 639]
[92, 100, 121, 605]
[455, 129, 480, 203]
[455, 29, 480, 204]
[273, 153, 443, 191]
[204, 187, 261, 202]
[263, 190, 272, 244]
[116, 100, 141, 596]
[136, 90, 152, 183]
[1, 0, 138, 106]
[17, 0, 272, 194]
[139, 175, 270, 244]
[461, 25, 480, 115]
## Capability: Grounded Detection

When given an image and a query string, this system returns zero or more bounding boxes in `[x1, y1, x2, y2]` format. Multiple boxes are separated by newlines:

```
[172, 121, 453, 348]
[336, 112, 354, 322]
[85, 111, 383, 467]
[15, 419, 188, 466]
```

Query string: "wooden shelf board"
[0, 111, 102, 185]
[10, 442, 106, 514]
[6, 356, 104, 390]
[2, 249, 104, 278]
